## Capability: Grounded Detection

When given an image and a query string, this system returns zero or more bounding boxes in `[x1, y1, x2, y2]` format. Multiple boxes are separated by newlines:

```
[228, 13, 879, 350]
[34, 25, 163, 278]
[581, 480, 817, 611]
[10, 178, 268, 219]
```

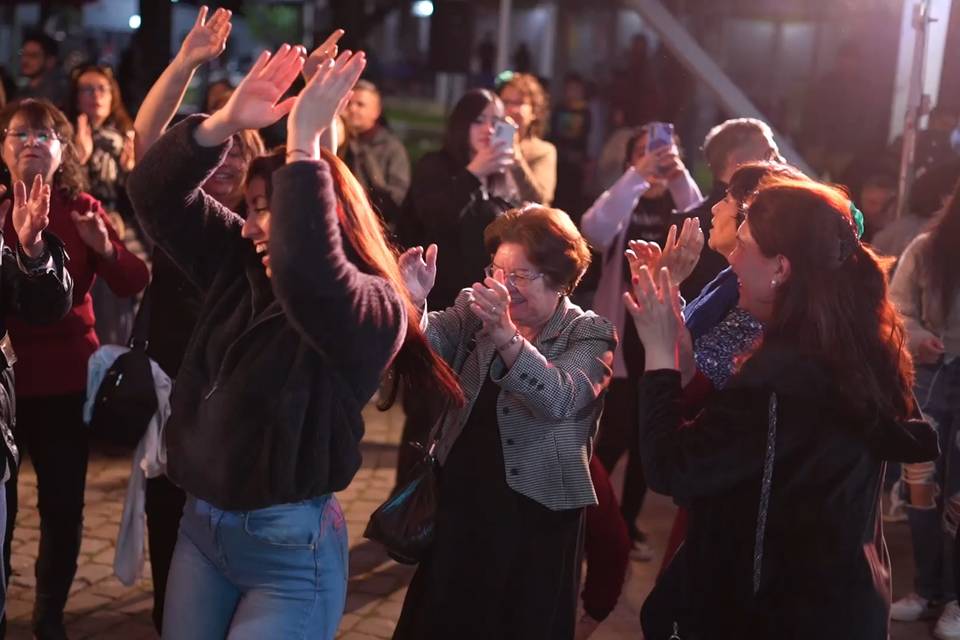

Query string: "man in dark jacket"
[680, 118, 781, 301]
[341, 80, 411, 227]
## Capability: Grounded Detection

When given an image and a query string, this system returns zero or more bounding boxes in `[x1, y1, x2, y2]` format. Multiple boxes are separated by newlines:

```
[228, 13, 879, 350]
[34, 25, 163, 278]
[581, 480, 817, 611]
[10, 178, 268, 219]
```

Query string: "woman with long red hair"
[128, 44, 459, 638]
[627, 178, 937, 638]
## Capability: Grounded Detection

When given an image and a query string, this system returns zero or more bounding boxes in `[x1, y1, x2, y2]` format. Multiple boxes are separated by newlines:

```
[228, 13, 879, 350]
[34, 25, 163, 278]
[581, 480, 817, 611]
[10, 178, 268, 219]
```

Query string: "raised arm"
[133, 6, 232, 162]
[271, 51, 405, 384]
[580, 167, 651, 250]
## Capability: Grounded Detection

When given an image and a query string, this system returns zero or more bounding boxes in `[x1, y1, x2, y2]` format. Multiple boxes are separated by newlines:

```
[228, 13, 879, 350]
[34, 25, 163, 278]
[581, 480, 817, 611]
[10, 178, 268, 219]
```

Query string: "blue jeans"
[904, 358, 960, 602]
[161, 494, 348, 640]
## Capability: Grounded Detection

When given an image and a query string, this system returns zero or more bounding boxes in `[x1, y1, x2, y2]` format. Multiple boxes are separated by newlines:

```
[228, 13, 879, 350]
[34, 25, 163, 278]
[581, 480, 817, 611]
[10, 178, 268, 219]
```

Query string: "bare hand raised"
[399, 244, 437, 307]
[288, 50, 366, 156]
[70, 206, 115, 260]
[177, 6, 232, 69]
[623, 266, 683, 372]
[5, 177, 51, 258]
[303, 30, 345, 82]
[626, 217, 703, 289]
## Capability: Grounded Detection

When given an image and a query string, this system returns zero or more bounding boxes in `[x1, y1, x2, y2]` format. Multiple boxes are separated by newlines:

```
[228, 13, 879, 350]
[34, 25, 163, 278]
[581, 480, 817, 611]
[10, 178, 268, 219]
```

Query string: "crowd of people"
[0, 5, 955, 640]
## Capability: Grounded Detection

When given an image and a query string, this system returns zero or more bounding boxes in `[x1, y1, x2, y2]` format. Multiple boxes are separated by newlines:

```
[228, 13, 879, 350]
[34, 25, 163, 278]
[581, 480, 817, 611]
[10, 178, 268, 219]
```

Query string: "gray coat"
[426, 290, 616, 510]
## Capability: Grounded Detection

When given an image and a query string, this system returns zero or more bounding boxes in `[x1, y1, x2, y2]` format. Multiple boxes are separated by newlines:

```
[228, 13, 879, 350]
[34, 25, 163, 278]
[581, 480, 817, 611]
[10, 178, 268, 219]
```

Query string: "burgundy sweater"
[3, 190, 150, 397]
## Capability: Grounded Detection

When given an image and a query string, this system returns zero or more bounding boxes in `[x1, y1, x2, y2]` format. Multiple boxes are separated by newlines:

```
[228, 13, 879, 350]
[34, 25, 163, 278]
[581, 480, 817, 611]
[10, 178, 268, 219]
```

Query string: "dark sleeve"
[269, 160, 407, 402]
[127, 115, 243, 292]
[408, 153, 483, 235]
[1, 233, 73, 324]
[638, 369, 770, 500]
[90, 199, 150, 297]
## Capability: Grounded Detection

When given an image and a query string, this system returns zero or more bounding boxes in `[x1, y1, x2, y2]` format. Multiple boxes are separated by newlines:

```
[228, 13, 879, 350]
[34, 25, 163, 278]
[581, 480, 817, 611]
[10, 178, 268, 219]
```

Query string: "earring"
[770, 279, 778, 289]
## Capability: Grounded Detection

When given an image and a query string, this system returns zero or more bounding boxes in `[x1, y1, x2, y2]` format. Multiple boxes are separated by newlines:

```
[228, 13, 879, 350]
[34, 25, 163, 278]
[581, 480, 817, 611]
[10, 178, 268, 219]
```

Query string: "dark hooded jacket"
[638, 345, 938, 639]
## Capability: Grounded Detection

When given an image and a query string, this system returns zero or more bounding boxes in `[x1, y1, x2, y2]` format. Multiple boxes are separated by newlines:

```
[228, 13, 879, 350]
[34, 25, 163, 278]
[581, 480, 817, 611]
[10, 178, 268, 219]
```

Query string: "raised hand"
[468, 269, 517, 344]
[623, 266, 682, 372]
[10, 176, 51, 258]
[75, 113, 94, 164]
[120, 130, 136, 172]
[219, 45, 305, 131]
[399, 244, 437, 307]
[177, 6, 232, 69]
[625, 217, 702, 289]
[288, 50, 366, 156]
[303, 29, 345, 82]
[70, 206, 115, 259]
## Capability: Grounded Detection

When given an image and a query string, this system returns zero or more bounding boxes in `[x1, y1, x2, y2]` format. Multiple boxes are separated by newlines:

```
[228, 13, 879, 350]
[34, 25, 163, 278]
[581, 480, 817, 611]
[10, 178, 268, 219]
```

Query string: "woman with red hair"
[628, 178, 937, 638]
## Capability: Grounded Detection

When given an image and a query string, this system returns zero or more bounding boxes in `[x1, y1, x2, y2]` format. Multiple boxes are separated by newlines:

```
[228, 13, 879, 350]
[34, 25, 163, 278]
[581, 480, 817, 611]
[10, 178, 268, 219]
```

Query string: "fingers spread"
[424, 243, 438, 268]
[194, 5, 209, 28]
[13, 180, 26, 209]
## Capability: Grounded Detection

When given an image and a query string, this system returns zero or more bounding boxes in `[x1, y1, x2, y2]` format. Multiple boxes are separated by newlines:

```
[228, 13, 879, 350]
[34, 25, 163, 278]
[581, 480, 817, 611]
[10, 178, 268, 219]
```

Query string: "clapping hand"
[177, 6, 232, 69]
[2, 177, 50, 258]
[288, 50, 366, 156]
[70, 205, 115, 260]
[625, 217, 703, 289]
[468, 269, 518, 346]
[623, 266, 683, 373]
[399, 244, 437, 308]
[303, 30, 345, 82]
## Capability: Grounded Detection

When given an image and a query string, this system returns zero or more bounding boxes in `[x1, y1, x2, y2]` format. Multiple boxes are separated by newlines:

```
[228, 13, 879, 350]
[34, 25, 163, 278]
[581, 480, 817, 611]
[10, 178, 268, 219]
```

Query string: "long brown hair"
[746, 178, 913, 421]
[924, 176, 960, 323]
[319, 147, 463, 409]
[67, 64, 133, 133]
[0, 98, 87, 197]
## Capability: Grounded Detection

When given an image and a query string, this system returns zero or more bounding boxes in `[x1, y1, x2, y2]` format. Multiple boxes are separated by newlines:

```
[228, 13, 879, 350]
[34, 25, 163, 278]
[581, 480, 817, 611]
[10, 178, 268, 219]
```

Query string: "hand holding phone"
[492, 118, 518, 150]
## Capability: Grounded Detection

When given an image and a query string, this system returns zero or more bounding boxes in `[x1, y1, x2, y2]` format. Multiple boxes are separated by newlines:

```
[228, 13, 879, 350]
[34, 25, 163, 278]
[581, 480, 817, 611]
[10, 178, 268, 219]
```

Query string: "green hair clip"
[849, 202, 865, 239]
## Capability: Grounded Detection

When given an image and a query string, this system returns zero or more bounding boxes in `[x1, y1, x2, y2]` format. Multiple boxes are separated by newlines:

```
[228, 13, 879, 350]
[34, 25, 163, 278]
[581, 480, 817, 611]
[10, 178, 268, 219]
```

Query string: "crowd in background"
[0, 6, 955, 640]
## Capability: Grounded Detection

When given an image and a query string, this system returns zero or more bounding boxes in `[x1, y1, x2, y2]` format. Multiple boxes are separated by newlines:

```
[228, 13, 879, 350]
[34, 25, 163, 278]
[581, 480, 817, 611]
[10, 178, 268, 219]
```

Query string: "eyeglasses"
[78, 85, 111, 97]
[3, 128, 61, 145]
[484, 264, 544, 288]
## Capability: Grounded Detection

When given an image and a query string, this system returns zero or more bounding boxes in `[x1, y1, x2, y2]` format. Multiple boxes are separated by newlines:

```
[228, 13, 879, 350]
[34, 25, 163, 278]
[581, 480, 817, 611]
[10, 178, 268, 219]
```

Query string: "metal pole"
[896, 0, 933, 220]
[496, 0, 513, 73]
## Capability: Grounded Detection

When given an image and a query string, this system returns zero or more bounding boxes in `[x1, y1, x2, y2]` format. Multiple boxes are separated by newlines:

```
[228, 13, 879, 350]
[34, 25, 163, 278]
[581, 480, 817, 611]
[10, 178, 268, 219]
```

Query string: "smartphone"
[492, 119, 518, 149]
[646, 122, 675, 154]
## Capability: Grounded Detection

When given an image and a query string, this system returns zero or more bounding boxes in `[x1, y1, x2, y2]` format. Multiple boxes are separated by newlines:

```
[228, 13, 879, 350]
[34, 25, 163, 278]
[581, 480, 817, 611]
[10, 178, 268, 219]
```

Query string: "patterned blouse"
[694, 306, 763, 389]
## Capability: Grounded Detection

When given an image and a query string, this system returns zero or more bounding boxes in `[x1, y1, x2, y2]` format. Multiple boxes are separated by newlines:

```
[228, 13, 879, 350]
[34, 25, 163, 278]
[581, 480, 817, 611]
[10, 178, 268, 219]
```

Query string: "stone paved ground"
[0, 403, 937, 639]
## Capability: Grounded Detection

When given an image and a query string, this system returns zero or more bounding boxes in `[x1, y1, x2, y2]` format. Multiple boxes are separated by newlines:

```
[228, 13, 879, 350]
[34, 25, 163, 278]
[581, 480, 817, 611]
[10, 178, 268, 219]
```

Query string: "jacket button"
[530, 378, 538, 384]
[502, 407, 510, 415]
[510, 468, 519, 476]
[506, 438, 514, 445]
[537, 384, 545, 391]
[519, 372, 527, 380]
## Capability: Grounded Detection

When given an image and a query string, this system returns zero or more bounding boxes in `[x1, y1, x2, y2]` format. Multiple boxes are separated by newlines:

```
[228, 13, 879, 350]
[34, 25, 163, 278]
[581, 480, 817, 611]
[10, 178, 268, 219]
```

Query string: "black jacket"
[0, 234, 73, 476]
[128, 116, 406, 510]
[638, 347, 938, 639]
[398, 150, 511, 310]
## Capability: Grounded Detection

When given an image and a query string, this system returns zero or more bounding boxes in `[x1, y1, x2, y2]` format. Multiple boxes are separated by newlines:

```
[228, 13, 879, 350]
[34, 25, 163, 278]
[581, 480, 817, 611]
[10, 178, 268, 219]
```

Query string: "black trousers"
[595, 377, 647, 540]
[144, 474, 185, 633]
[3, 393, 88, 627]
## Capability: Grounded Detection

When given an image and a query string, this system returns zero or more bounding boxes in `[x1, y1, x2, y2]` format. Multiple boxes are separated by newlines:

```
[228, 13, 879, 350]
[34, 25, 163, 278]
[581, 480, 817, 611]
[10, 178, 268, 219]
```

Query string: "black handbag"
[89, 289, 157, 447]
[363, 418, 444, 565]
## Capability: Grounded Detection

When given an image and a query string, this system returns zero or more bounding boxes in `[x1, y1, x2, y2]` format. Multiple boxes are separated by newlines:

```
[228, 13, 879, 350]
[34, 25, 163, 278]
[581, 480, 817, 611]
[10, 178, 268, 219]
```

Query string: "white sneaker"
[891, 592, 939, 621]
[935, 602, 960, 639]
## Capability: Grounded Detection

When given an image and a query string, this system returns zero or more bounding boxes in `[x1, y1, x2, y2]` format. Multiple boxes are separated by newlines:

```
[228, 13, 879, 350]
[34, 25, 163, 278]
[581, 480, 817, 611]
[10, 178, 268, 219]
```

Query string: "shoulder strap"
[753, 391, 778, 595]
[128, 286, 152, 350]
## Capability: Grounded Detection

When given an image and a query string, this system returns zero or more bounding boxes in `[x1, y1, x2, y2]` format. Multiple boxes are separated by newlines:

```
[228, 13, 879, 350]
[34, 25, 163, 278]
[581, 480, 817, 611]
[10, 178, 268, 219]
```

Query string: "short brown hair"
[0, 98, 87, 197]
[483, 205, 591, 294]
[702, 118, 776, 176]
[499, 73, 550, 139]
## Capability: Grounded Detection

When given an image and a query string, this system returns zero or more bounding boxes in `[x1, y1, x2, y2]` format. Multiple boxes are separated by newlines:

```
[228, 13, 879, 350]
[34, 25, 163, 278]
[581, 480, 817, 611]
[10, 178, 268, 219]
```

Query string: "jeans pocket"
[242, 498, 327, 549]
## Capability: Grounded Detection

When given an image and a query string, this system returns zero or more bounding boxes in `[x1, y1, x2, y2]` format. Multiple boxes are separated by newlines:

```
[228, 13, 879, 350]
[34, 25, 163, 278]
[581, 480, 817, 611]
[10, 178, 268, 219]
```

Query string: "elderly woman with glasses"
[0, 98, 148, 638]
[393, 205, 616, 640]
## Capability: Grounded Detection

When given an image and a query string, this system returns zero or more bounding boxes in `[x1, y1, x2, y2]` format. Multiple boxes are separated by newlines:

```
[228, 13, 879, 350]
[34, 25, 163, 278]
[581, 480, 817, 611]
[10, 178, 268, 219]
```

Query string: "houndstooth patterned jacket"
[425, 289, 617, 511]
